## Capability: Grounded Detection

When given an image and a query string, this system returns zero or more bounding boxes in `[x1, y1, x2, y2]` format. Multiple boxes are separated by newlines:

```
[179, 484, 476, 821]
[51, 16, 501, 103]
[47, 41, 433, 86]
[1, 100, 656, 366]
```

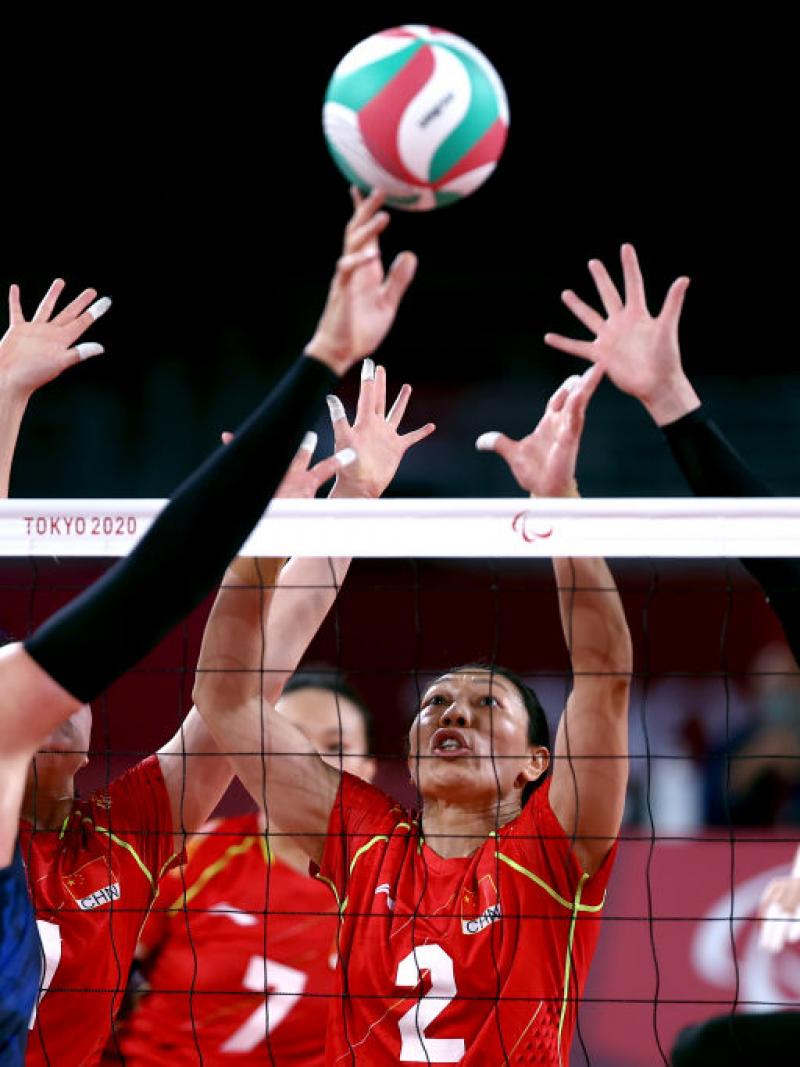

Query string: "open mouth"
[430, 728, 471, 758]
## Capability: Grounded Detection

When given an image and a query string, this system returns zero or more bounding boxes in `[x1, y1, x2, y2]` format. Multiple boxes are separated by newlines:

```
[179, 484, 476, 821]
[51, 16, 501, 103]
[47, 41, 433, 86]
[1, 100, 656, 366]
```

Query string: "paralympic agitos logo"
[512, 511, 554, 544]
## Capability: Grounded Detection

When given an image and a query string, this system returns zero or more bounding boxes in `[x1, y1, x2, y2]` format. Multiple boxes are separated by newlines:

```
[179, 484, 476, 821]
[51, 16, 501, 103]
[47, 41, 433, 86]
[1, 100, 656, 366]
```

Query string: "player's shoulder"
[499, 778, 557, 842]
[92, 753, 165, 811]
[339, 772, 409, 819]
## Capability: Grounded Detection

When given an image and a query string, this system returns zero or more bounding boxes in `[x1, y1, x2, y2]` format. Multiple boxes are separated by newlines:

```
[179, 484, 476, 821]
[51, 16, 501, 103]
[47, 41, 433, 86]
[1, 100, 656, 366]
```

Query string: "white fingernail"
[475, 432, 499, 452]
[300, 431, 318, 453]
[326, 395, 346, 422]
[361, 358, 375, 382]
[563, 375, 582, 391]
[76, 343, 104, 361]
[87, 296, 112, 321]
[335, 447, 357, 467]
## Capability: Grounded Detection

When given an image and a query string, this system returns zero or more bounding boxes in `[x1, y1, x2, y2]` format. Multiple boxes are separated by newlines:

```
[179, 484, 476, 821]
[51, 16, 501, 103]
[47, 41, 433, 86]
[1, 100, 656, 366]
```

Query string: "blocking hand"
[305, 188, 417, 375]
[475, 366, 602, 497]
[544, 245, 699, 426]
[325, 358, 435, 499]
[0, 280, 110, 398]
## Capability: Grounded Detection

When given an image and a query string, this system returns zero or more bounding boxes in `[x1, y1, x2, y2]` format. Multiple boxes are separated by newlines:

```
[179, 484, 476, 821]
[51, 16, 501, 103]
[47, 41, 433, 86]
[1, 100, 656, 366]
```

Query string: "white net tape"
[2, 497, 800, 557]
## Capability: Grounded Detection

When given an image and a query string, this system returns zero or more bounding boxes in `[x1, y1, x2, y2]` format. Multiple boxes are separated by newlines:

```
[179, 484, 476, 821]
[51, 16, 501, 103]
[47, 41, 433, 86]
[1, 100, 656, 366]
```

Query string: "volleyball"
[323, 25, 509, 211]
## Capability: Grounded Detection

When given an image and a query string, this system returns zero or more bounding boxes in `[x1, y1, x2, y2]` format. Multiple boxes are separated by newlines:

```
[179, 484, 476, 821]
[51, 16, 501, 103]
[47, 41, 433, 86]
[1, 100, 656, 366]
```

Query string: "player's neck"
[420, 796, 521, 859]
[21, 771, 76, 831]
[267, 832, 312, 874]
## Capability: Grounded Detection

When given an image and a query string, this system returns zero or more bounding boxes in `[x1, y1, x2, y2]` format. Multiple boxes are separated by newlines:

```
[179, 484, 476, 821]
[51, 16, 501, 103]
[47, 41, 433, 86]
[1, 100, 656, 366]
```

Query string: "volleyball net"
[5, 498, 800, 1066]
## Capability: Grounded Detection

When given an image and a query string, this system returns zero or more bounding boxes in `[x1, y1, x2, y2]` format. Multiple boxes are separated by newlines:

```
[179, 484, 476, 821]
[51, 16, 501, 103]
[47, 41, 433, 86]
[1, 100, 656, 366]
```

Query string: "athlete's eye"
[424, 694, 446, 709]
[479, 695, 499, 708]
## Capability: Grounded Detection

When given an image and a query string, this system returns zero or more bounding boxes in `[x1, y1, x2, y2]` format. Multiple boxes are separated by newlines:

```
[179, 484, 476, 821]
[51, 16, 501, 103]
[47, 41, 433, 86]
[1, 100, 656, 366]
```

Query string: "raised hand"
[475, 366, 602, 496]
[305, 188, 418, 375]
[220, 430, 356, 500]
[543, 245, 700, 426]
[325, 358, 435, 498]
[0, 280, 110, 399]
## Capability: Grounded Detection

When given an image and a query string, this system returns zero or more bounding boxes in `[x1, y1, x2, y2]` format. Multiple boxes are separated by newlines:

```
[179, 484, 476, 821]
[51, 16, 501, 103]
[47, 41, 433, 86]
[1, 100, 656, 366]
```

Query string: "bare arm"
[156, 554, 284, 850]
[0, 642, 82, 864]
[192, 549, 342, 864]
[193, 190, 430, 859]
[546, 244, 800, 662]
[549, 555, 632, 873]
[477, 366, 632, 874]
[192, 362, 434, 857]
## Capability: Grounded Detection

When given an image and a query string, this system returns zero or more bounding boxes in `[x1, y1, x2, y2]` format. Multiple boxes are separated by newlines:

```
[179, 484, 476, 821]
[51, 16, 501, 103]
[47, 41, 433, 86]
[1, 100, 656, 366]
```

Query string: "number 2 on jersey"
[396, 944, 465, 1062]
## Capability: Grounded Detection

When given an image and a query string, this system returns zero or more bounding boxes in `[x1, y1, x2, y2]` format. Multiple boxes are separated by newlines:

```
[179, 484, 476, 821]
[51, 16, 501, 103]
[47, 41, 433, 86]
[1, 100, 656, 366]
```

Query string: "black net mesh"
[6, 554, 800, 1066]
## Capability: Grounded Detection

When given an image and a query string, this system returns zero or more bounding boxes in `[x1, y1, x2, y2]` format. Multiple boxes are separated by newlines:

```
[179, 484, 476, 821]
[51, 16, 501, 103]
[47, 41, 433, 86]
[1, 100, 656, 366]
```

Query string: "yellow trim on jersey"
[494, 852, 605, 914]
[339, 832, 392, 917]
[258, 834, 272, 866]
[157, 852, 181, 884]
[314, 871, 341, 911]
[557, 872, 589, 1065]
[165, 835, 260, 915]
[94, 825, 155, 888]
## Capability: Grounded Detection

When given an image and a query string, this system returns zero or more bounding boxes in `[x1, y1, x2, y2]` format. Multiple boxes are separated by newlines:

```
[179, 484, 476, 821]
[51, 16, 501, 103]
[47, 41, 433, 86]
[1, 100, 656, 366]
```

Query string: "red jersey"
[19, 755, 179, 1067]
[315, 773, 616, 1066]
[114, 813, 339, 1065]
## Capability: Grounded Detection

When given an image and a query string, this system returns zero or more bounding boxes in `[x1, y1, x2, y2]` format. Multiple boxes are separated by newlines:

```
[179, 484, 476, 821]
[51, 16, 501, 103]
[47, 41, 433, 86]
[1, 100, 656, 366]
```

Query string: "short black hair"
[282, 671, 373, 754]
[447, 662, 551, 802]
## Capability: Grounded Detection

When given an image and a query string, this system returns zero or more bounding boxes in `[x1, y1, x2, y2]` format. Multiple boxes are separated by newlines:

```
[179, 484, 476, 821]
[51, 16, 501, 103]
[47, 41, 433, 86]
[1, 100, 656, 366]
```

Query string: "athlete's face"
[276, 688, 376, 782]
[408, 671, 549, 807]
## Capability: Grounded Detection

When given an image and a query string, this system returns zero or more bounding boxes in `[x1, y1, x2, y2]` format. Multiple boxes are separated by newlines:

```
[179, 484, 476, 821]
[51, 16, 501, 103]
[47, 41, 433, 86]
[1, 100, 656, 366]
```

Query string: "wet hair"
[446, 662, 552, 803]
[282, 671, 373, 754]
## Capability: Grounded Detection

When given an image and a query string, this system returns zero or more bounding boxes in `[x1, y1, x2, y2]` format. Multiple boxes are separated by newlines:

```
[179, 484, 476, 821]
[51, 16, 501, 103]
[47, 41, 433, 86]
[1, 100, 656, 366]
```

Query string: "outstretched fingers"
[546, 374, 583, 414]
[7, 284, 23, 325]
[475, 430, 518, 464]
[345, 208, 390, 256]
[587, 258, 623, 315]
[308, 447, 358, 491]
[620, 243, 649, 311]
[659, 275, 691, 327]
[336, 247, 382, 281]
[286, 431, 319, 473]
[561, 289, 605, 335]
[543, 331, 596, 361]
[326, 393, 353, 450]
[400, 421, 436, 449]
[386, 382, 412, 427]
[346, 188, 386, 238]
[380, 252, 418, 310]
[373, 362, 387, 416]
[53, 290, 109, 327]
[564, 364, 604, 423]
[355, 358, 377, 420]
[32, 279, 67, 323]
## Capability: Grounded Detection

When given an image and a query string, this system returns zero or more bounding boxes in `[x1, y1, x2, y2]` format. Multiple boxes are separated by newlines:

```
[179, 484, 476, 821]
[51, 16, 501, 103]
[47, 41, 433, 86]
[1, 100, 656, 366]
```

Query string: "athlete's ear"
[514, 746, 549, 791]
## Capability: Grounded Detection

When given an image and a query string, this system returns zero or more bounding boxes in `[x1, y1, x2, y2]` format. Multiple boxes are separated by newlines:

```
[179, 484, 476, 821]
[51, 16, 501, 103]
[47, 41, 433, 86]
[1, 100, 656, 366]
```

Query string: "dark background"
[3, 12, 797, 499]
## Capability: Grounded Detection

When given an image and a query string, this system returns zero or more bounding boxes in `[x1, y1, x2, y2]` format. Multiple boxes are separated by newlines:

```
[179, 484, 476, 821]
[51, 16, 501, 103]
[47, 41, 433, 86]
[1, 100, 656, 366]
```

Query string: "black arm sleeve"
[24, 355, 338, 702]
[662, 405, 800, 661]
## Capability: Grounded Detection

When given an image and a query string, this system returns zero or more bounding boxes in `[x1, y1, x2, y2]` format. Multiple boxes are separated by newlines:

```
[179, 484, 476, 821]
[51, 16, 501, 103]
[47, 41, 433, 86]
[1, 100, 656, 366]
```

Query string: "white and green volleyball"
[323, 25, 509, 211]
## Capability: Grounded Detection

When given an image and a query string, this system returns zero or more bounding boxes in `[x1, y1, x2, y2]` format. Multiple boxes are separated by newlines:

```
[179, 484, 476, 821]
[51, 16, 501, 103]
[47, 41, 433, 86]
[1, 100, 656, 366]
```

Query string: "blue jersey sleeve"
[0, 843, 41, 1065]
